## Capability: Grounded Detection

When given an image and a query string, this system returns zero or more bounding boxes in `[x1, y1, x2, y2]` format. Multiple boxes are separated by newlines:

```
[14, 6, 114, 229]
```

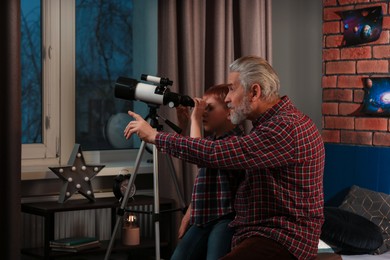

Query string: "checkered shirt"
[155, 96, 325, 259]
[190, 126, 245, 226]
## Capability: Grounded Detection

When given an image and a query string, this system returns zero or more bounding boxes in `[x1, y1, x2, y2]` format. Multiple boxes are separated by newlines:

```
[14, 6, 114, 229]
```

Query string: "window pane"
[21, 0, 42, 144]
[76, 0, 136, 151]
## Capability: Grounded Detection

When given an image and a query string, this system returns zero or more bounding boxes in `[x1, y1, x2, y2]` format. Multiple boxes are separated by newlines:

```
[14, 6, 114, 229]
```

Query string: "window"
[21, 0, 157, 179]
[21, 0, 42, 144]
[76, 0, 135, 151]
[21, 0, 60, 164]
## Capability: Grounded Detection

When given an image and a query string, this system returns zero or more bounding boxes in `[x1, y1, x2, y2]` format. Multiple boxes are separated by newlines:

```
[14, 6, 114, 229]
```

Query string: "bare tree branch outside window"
[76, 0, 134, 150]
[21, 0, 135, 149]
[21, 0, 42, 144]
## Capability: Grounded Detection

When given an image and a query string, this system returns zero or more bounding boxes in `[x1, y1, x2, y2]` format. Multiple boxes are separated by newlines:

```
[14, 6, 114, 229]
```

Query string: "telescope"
[115, 74, 194, 108]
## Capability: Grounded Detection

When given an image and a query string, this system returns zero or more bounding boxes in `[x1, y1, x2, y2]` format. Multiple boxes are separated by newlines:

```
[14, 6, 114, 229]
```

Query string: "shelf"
[21, 238, 169, 258]
[21, 195, 174, 259]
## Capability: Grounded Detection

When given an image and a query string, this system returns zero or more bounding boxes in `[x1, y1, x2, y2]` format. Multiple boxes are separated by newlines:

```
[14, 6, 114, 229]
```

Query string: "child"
[171, 84, 244, 260]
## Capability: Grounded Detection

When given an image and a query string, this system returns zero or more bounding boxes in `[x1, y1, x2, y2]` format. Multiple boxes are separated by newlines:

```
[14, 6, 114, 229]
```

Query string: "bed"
[322, 144, 390, 260]
[341, 251, 390, 260]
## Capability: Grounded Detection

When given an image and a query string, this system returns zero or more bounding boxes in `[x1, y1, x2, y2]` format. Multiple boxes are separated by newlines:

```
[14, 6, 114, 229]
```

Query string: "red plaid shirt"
[190, 126, 245, 226]
[156, 96, 325, 259]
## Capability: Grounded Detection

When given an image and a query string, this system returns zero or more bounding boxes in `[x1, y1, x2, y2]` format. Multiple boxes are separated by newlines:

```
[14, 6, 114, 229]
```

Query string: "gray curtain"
[0, 0, 21, 259]
[156, 0, 272, 233]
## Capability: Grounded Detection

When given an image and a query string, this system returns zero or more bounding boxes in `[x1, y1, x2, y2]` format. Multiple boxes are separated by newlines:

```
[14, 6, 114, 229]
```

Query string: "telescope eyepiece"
[141, 74, 173, 86]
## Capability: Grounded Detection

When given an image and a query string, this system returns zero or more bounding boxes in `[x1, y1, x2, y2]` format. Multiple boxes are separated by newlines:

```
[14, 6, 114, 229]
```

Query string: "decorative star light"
[49, 144, 105, 203]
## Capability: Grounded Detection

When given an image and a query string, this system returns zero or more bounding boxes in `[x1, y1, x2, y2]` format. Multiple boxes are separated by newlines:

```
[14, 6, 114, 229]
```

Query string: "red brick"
[338, 76, 364, 89]
[338, 0, 370, 5]
[341, 131, 372, 145]
[322, 62, 326, 75]
[322, 130, 340, 143]
[323, 21, 341, 34]
[323, 0, 337, 7]
[373, 46, 390, 59]
[323, 49, 340, 61]
[341, 46, 371, 60]
[354, 89, 365, 103]
[324, 116, 355, 129]
[339, 103, 361, 115]
[355, 118, 388, 131]
[323, 89, 353, 102]
[383, 16, 390, 30]
[323, 7, 344, 21]
[325, 35, 344, 48]
[373, 132, 390, 146]
[322, 102, 339, 115]
[322, 76, 337, 88]
[357, 60, 388, 74]
[326, 61, 356, 74]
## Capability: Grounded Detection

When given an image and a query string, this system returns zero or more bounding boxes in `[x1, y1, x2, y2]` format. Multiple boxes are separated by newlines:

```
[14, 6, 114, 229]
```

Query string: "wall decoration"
[49, 144, 105, 203]
[339, 6, 383, 46]
[362, 77, 390, 116]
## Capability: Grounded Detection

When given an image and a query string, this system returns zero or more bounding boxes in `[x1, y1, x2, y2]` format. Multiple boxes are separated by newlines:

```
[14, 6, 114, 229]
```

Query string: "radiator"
[21, 203, 155, 248]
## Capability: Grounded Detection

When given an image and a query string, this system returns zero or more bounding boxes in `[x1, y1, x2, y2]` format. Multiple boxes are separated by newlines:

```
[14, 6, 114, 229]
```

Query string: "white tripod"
[104, 105, 186, 260]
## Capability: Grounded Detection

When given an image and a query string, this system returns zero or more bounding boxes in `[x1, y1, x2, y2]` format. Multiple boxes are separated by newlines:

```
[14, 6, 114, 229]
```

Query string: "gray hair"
[229, 56, 280, 102]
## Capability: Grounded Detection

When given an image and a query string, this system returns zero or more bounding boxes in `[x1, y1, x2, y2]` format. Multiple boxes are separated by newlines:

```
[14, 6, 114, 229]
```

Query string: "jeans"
[170, 218, 234, 260]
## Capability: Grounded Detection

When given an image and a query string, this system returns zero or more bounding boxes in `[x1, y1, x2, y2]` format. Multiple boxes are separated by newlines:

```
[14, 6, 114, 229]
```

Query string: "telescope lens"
[115, 77, 138, 100]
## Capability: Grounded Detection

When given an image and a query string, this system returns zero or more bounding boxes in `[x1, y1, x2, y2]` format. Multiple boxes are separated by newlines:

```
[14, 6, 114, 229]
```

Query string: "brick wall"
[322, 0, 390, 146]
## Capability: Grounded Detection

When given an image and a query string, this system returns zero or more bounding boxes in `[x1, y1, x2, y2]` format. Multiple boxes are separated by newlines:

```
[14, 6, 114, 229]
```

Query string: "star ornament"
[49, 144, 105, 203]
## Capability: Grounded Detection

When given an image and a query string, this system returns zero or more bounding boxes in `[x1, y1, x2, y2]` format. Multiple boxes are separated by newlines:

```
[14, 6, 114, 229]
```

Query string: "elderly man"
[124, 56, 325, 260]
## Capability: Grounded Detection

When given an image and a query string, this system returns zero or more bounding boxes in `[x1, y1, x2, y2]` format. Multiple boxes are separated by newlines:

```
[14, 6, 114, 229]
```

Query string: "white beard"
[228, 95, 251, 124]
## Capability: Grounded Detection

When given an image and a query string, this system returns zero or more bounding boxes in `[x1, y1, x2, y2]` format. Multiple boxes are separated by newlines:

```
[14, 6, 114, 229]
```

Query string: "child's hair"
[203, 84, 230, 108]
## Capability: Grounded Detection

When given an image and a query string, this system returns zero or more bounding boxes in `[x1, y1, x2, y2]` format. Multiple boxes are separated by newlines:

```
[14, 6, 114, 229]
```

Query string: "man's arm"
[124, 110, 295, 170]
[124, 110, 158, 143]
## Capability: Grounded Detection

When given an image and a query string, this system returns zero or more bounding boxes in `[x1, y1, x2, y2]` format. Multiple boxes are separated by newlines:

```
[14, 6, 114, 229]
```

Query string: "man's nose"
[224, 94, 230, 104]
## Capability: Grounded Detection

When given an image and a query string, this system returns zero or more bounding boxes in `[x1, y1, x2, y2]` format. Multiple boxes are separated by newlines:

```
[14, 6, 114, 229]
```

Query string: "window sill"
[21, 149, 153, 180]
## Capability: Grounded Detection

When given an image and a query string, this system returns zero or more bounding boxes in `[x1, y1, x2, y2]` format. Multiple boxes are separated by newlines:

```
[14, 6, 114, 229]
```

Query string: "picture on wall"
[339, 6, 383, 46]
[362, 77, 390, 116]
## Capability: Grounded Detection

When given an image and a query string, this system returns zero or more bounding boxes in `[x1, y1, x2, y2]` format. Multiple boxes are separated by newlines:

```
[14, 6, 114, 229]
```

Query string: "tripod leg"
[104, 140, 147, 260]
[165, 154, 186, 210]
[153, 145, 161, 260]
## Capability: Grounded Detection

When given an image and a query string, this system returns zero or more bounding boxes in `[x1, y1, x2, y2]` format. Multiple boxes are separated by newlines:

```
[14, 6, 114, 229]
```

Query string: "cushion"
[339, 185, 390, 254]
[320, 207, 383, 254]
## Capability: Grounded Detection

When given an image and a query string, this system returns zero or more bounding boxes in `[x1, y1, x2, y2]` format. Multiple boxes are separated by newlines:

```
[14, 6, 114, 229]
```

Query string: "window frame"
[21, 0, 157, 180]
[21, 0, 61, 165]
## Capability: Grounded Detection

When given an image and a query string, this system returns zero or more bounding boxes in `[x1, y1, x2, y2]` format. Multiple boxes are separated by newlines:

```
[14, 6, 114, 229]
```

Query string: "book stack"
[49, 236, 101, 253]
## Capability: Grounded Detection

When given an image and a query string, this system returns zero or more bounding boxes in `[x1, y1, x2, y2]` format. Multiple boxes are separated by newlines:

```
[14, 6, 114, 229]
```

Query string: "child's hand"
[178, 205, 191, 239]
[191, 98, 206, 122]
[176, 105, 190, 133]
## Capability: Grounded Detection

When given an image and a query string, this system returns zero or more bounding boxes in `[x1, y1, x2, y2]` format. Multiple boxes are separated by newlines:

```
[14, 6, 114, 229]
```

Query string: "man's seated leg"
[219, 236, 296, 260]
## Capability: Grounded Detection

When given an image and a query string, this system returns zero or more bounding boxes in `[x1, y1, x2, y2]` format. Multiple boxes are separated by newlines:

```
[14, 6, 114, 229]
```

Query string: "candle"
[122, 213, 140, 246]
[122, 226, 140, 246]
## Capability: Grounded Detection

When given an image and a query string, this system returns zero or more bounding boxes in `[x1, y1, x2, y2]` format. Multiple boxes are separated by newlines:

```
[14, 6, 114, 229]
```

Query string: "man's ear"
[250, 84, 261, 101]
